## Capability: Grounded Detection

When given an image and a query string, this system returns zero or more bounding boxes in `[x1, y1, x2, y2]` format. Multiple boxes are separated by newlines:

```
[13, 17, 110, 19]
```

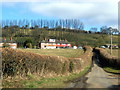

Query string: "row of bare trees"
[2, 19, 84, 30]
[100, 26, 119, 34]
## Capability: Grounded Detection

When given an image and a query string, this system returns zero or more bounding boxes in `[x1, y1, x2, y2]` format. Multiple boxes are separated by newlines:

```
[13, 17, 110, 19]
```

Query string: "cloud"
[2, 0, 119, 29]
[28, 1, 118, 28]
[1, 0, 119, 3]
[30, 3, 95, 19]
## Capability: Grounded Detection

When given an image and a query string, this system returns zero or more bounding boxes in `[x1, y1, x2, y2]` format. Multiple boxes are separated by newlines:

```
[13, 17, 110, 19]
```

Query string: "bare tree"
[100, 26, 108, 34]
[90, 27, 97, 33]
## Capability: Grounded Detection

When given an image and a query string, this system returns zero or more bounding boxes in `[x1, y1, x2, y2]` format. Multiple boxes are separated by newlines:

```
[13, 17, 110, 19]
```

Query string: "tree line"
[2, 19, 119, 35]
[2, 19, 84, 30]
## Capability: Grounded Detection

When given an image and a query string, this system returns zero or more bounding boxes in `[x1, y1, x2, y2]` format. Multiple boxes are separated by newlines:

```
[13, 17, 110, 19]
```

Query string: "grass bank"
[103, 67, 120, 74]
[3, 66, 90, 88]
[95, 48, 120, 74]
[19, 49, 84, 58]
[103, 49, 119, 74]
[105, 48, 118, 57]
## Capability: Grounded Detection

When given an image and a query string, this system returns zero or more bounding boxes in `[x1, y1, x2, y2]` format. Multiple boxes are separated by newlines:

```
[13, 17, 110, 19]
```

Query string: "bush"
[2, 48, 69, 77]
[68, 46, 93, 73]
[95, 47, 120, 69]
[24, 39, 33, 48]
[69, 62, 74, 72]
[33, 46, 36, 49]
[26, 43, 32, 48]
[2, 46, 93, 78]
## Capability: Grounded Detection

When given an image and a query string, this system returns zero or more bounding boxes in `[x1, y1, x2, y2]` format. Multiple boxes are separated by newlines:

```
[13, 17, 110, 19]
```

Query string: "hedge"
[68, 46, 93, 73]
[2, 46, 93, 78]
[94, 47, 120, 69]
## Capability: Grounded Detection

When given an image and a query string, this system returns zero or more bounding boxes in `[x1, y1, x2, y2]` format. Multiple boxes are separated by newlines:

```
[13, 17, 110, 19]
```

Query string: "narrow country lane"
[68, 52, 120, 88]
[85, 62, 119, 88]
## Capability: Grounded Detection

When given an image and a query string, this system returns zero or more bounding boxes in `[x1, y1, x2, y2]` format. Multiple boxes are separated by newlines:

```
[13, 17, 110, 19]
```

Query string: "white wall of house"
[41, 43, 56, 49]
[0, 43, 17, 49]
[44, 46, 56, 49]
[0, 43, 3, 48]
[40, 42, 72, 49]
[9, 43, 17, 49]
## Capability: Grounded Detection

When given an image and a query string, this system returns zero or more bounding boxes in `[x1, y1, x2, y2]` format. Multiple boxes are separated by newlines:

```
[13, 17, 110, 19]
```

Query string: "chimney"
[4, 37, 6, 42]
[65, 39, 67, 41]
[10, 37, 12, 41]
[45, 37, 47, 40]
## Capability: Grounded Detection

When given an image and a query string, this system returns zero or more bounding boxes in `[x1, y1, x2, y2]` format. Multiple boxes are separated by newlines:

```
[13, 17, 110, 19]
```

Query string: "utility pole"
[109, 27, 112, 55]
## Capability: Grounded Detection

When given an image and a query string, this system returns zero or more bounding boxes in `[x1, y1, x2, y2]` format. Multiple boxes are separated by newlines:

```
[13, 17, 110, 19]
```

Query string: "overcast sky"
[1, 0, 119, 31]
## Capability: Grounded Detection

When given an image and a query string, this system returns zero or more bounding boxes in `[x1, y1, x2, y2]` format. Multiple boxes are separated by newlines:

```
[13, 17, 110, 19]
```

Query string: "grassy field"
[19, 49, 84, 58]
[2, 66, 90, 88]
[105, 48, 118, 57]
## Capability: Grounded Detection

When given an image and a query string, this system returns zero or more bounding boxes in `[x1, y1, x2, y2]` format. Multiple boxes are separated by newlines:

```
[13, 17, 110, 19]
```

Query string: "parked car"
[100, 46, 106, 48]
[73, 46, 77, 49]
[78, 46, 83, 49]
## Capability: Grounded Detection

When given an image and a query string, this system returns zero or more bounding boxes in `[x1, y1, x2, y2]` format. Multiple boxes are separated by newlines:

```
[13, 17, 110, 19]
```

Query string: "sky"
[1, 0, 119, 31]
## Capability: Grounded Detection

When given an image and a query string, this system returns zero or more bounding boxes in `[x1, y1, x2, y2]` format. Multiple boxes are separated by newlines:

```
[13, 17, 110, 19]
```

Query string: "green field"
[19, 49, 84, 58]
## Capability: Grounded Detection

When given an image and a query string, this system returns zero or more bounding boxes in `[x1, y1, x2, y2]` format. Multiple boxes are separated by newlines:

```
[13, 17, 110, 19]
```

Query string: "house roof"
[0, 38, 16, 43]
[40, 39, 69, 44]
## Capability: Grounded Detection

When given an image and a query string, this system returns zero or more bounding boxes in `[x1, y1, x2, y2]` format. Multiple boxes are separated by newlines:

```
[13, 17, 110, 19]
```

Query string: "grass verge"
[103, 67, 120, 74]
[3, 66, 90, 88]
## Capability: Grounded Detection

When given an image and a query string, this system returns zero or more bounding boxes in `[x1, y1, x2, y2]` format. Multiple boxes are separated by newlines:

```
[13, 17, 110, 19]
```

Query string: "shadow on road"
[92, 49, 103, 67]
[67, 49, 120, 88]
[108, 85, 120, 88]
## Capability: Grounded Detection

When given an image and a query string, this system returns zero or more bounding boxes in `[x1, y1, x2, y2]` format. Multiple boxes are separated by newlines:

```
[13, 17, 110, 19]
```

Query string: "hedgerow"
[68, 46, 93, 73]
[94, 47, 120, 69]
[2, 46, 93, 78]
[2, 48, 69, 78]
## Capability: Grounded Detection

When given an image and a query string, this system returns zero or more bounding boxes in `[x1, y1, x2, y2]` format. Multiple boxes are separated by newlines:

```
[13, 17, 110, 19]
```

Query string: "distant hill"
[2, 28, 119, 48]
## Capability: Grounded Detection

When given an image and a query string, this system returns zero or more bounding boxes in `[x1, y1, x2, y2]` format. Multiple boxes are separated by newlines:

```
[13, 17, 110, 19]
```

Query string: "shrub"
[33, 46, 36, 49]
[2, 48, 69, 77]
[26, 43, 32, 48]
[95, 47, 120, 69]
[2, 46, 93, 78]
[69, 62, 74, 72]
[68, 46, 93, 73]
[24, 39, 33, 48]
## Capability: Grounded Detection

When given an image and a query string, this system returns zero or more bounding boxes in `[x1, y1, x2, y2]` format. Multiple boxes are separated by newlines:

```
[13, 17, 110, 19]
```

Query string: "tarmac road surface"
[85, 63, 119, 88]
[68, 52, 120, 88]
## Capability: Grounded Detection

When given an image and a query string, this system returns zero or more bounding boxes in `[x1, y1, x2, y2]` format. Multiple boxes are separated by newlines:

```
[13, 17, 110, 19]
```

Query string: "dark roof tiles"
[41, 39, 69, 44]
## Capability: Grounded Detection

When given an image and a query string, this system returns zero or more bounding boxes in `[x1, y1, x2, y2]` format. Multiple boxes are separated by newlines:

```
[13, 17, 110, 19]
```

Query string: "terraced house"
[40, 39, 71, 49]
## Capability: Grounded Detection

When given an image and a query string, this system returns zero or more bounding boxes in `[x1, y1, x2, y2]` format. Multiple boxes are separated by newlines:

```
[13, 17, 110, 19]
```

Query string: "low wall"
[2, 46, 93, 78]
[94, 47, 120, 69]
